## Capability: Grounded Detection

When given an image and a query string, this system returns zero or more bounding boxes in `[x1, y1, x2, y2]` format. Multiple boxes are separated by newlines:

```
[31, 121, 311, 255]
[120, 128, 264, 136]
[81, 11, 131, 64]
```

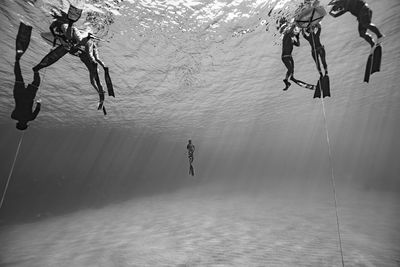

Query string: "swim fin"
[364, 53, 373, 83]
[314, 75, 330, 98]
[371, 45, 382, 74]
[104, 67, 115, 97]
[67, 5, 83, 22]
[322, 75, 330, 97]
[364, 45, 382, 83]
[16, 22, 32, 59]
[291, 77, 315, 90]
[313, 79, 322, 98]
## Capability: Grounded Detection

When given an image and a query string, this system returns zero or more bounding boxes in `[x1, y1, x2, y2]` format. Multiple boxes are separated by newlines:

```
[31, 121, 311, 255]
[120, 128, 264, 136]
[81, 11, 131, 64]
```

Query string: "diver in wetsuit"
[302, 22, 328, 76]
[70, 33, 107, 108]
[12, 23, 41, 131]
[281, 23, 300, 91]
[187, 140, 195, 176]
[329, 0, 384, 48]
[33, 11, 108, 110]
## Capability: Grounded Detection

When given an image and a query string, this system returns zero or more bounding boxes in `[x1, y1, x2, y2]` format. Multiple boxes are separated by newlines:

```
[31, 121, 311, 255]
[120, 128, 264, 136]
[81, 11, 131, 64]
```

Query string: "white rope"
[309, 19, 345, 267]
[0, 131, 24, 210]
[321, 98, 345, 267]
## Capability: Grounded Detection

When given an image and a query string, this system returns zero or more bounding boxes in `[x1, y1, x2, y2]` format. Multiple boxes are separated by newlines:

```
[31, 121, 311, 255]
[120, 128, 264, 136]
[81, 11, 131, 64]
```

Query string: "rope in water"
[309, 13, 345, 267]
[0, 131, 25, 210]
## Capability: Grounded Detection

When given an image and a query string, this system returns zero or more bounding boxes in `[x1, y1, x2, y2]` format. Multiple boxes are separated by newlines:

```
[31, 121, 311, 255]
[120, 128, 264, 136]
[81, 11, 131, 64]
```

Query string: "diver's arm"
[93, 45, 106, 69]
[49, 22, 58, 47]
[31, 71, 41, 88]
[31, 102, 41, 121]
[293, 34, 300, 46]
[49, 21, 57, 37]
[14, 60, 23, 83]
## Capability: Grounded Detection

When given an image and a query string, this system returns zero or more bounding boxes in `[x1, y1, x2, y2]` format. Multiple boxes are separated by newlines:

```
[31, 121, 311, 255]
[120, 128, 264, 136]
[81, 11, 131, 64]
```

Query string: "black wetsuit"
[281, 31, 300, 80]
[12, 61, 41, 124]
[302, 25, 327, 74]
[330, 0, 382, 46]
[187, 143, 195, 164]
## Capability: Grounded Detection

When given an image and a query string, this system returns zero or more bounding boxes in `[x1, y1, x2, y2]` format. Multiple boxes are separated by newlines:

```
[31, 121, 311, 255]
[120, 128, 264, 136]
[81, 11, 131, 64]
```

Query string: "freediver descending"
[187, 140, 195, 176]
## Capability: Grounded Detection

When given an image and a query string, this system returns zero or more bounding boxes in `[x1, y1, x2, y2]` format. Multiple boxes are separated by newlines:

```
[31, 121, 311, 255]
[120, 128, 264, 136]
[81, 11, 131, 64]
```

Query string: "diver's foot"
[99, 91, 105, 102]
[97, 100, 104, 110]
[377, 35, 385, 45]
[283, 79, 291, 91]
[319, 71, 323, 77]
[16, 50, 24, 61]
[369, 44, 375, 55]
[324, 69, 328, 76]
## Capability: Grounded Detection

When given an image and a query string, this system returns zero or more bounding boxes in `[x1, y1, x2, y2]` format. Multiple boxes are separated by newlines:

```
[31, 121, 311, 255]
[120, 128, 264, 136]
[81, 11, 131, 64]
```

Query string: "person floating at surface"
[302, 22, 328, 76]
[281, 23, 300, 91]
[12, 23, 41, 131]
[187, 140, 195, 176]
[71, 32, 108, 108]
[329, 0, 384, 49]
[33, 14, 107, 109]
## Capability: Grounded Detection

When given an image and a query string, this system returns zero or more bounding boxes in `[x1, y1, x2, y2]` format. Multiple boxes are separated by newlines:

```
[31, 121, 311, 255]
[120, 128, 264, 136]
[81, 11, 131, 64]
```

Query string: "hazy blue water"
[0, 0, 399, 266]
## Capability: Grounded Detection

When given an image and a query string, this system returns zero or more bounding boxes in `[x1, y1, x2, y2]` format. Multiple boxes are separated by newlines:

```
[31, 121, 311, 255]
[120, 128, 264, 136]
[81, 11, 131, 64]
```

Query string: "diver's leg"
[282, 56, 293, 79]
[367, 24, 383, 40]
[282, 56, 293, 90]
[93, 70, 105, 108]
[358, 8, 376, 47]
[33, 46, 68, 72]
[81, 56, 105, 109]
[288, 57, 295, 80]
[92, 65, 104, 94]
[14, 60, 24, 83]
[362, 7, 383, 39]
[31, 71, 41, 87]
[80, 56, 99, 92]
[319, 47, 328, 75]
[359, 23, 374, 47]
[311, 49, 322, 75]
[90, 64, 105, 106]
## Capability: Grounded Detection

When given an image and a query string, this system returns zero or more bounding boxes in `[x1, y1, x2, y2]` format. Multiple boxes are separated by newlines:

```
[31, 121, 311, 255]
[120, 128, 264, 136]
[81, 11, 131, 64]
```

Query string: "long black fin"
[313, 79, 322, 98]
[291, 77, 315, 90]
[322, 75, 331, 98]
[104, 67, 115, 97]
[371, 45, 382, 74]
[364, 46, 376, 83]
[16, 22, 32, 57]
[67, 5, 83, 22]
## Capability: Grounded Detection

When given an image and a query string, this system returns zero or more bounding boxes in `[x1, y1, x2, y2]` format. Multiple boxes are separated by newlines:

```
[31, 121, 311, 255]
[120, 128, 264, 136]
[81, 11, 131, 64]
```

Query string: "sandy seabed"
[1, 185, 399, 267]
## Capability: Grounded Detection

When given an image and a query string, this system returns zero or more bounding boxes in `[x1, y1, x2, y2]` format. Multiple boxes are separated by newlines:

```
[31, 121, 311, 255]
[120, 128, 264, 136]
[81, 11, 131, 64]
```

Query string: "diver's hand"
[36, 99, 42, 104]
